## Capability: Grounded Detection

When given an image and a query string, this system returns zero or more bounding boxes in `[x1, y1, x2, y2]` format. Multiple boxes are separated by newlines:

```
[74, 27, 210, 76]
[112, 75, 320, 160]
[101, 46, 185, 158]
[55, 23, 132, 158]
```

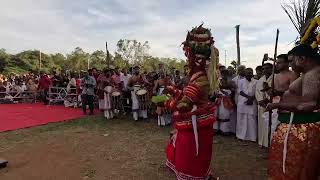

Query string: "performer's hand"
[297, 102, 317, 112]
[165, 86, 174, 94]
[266, 103, 278, 111]
[245, 99, 254, 105]
[258, 99, 269, 107]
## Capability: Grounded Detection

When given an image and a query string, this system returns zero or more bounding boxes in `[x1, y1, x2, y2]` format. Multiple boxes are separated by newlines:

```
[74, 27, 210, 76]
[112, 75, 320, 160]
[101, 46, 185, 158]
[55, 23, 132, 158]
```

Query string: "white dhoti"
[262, 109, 280, 142]
[257, 106, 269, 147]
[99, 99, 105, 110]
[214, 99, 234, 133]
[236, 112, 257, 141]
[132, 85, 147, 121]
[104, 86, 113, 119]
[157, 87, 171, 126]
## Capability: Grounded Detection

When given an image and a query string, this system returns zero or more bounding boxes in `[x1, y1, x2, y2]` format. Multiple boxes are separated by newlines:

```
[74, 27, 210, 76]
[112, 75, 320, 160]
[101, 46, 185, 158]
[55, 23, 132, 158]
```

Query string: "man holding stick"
[255, 63, 273, 148]
[267, 44, 320, 180]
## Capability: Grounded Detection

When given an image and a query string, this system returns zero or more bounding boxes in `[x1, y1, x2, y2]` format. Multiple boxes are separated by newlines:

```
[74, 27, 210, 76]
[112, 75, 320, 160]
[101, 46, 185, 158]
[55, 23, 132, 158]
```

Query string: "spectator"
[80, 69, 96, 115]
[38, 72, 52, 105]
[254, 65, 263, 80]
[236, 68, 258, 142]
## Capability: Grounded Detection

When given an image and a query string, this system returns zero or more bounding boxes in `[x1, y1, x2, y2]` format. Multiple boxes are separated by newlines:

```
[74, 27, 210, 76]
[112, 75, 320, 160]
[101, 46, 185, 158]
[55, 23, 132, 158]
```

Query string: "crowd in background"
[0, 57, 295, 148]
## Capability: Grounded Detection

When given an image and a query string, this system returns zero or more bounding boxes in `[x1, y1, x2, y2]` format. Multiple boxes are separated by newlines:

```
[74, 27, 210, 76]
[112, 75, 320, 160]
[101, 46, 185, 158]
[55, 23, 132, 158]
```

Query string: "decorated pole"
[268, 29, 279, 148]
[235, 25, 241, 66]
[106, 41, 110, 69]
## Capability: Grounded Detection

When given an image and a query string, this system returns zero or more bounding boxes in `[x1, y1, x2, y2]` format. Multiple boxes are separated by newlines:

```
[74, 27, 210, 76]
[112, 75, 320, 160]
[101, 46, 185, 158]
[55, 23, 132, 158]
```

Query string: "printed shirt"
[81, 76, 96, 95]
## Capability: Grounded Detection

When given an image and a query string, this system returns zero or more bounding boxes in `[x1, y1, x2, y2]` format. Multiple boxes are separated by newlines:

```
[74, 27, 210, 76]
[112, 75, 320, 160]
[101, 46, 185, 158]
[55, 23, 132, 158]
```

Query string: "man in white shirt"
[255, 63, 273, 147]
[236, 68, 258, 141]
[230, 65, 246, 133]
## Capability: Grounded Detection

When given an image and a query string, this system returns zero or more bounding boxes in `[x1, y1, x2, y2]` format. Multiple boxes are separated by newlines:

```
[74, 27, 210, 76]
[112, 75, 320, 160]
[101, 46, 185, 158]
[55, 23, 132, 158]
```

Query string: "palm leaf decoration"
[282, 0, 320, 36]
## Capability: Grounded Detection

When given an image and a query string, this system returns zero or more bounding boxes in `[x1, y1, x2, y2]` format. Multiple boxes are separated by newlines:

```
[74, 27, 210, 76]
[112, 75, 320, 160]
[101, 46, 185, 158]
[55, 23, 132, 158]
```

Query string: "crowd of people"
[1, 44, 319, 179]
[0, 55, 296, 146]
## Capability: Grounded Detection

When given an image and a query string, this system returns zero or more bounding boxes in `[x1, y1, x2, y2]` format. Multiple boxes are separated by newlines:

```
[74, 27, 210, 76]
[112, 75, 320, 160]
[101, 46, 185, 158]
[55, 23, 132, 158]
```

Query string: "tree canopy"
[0, 39, 185, 75]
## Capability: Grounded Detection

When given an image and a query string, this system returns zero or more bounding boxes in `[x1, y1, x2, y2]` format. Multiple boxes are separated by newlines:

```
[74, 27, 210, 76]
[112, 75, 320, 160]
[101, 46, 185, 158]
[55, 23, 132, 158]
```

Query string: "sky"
[0, 0, 299, 68]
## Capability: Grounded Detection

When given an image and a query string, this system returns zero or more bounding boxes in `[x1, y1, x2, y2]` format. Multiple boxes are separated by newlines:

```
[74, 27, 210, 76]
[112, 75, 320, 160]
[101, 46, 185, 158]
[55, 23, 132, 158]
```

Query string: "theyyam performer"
[164, 24, 218, 180]
[267, 16, 320, 180]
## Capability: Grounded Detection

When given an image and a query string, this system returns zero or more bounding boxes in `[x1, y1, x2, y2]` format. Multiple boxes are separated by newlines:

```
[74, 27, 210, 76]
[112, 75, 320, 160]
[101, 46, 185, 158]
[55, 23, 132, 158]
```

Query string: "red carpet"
[0, 103, 86, 132]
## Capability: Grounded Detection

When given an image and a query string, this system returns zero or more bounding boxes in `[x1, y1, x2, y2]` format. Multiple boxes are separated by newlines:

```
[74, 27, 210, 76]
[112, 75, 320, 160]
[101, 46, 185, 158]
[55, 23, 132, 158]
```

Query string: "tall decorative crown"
[182, 24, 214, 65]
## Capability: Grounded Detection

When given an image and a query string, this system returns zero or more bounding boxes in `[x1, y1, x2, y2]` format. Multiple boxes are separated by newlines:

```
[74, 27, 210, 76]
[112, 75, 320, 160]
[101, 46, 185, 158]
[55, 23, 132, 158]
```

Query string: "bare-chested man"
[153, 72, 174, 126]
[274, 54, 299, 96]
[267, 44, 320, 180]
[128, 66, 149, 121]
[259, 55, 299, 147]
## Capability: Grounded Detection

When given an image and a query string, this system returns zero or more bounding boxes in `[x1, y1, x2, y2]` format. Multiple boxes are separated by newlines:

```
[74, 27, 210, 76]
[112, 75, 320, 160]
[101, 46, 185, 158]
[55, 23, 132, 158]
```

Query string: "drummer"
[111, 67, 122, 116]
[97, 69, 111, 111]
[127, 66, 149, 121]
[153, 72, 173, 126]
[97, 70, 113, 119]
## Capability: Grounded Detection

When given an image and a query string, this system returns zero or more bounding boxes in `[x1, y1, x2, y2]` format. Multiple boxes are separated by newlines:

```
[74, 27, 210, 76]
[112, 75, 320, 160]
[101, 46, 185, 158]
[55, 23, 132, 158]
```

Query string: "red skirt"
[166, 115, 214, 180]
[268, 122, 320, 180]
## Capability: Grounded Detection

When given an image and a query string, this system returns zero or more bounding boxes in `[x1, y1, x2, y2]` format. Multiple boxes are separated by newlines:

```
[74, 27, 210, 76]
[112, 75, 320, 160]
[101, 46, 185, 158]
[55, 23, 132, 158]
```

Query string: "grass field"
[0, 115, 267, 180]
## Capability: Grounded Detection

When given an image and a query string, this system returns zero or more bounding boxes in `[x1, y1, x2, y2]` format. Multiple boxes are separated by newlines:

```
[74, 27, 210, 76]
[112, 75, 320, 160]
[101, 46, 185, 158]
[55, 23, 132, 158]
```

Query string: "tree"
[0, 49, 9, 73]
[282, 0, 320, 35]
[51, 53, 67, 69]
[90, 50, 106, 70]
[141, 56, 161, 72]
[66, 47, 90, 72]
[116, 39, 150, 65]
[113, 52, 129, 69]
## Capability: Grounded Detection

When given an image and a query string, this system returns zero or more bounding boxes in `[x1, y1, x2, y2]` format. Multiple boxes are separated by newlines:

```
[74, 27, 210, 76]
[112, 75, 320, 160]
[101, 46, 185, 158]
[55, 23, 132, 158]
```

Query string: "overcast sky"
[0, 0, 298, 68]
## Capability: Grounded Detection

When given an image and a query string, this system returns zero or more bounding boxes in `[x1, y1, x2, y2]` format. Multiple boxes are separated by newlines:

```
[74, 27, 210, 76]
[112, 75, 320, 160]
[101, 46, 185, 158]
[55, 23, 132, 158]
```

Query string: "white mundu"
[157, 86, 171, 126]
[213, 89, 234, 133]
[131, 85, 147, 121]
[236, 78, 257, 142]
[255, 75, 272, 147]
[104, 86, 113, 119]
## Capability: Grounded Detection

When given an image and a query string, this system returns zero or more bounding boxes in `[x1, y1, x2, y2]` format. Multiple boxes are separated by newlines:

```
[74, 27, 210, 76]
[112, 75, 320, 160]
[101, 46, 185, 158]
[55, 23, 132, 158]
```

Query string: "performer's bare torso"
[275, 70, 298, 93]
[280, 67, 320, 110]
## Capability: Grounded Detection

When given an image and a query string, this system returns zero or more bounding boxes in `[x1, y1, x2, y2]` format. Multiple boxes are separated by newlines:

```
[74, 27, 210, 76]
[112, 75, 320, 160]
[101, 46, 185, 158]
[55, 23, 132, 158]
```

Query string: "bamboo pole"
[268, 29, 280, 148]
[106, 42, 110, 69]
[235, 25, 241, 66]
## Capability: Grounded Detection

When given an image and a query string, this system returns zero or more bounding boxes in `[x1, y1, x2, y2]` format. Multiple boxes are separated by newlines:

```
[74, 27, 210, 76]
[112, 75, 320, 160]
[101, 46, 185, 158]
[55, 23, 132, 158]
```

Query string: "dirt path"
[0, 116, 267, 180]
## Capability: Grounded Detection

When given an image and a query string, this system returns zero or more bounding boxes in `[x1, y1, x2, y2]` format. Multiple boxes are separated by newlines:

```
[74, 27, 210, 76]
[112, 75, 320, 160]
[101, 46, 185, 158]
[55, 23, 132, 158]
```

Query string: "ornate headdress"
[182, 24, 219, 93]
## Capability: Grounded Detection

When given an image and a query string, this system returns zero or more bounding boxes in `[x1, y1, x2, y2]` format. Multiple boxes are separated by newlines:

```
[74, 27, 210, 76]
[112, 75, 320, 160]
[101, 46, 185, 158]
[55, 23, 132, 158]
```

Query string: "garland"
[300, 16, 320, 48]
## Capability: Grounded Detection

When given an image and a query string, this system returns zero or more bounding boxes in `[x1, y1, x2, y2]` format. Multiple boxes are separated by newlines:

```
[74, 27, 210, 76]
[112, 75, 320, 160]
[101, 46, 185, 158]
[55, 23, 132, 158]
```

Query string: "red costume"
[164, 24, 218, 180]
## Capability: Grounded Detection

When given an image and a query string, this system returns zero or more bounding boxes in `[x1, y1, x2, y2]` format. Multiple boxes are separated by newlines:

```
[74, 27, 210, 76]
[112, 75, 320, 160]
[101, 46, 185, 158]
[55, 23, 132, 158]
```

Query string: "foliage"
[90, 50, 107, 69]
[116, 39, 150, 65]
[0, 39, 185, 75]
[282, 0, 320, 35]
[65, 47, 90, 72]
[0, 49, 9, 73]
